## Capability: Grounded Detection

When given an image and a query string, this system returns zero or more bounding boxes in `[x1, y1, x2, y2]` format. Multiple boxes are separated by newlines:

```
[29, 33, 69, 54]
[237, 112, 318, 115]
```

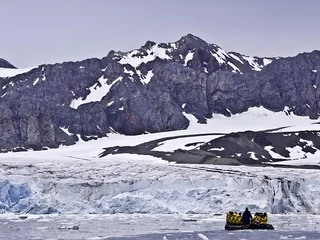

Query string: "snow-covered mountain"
[0, 34, 320, 162]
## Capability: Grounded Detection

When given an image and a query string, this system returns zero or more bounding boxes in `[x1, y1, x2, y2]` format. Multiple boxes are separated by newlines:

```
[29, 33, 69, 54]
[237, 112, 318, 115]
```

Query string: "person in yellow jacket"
[226, 211, 248, 225]
[231, 212, 239, 224]
[226, 211, 234, 224]
[252, 212, 268, 224]
[236, 212, 242, 224]
[226, 212, 231, 224]
[230, 212, 236, 224]
[260, 212, 268, 224]
[252, 213, 260, 223]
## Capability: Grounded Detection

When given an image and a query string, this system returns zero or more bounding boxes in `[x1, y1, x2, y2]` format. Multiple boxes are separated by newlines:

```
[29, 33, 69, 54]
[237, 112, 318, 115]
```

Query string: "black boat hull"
[225, 223, 274, 230]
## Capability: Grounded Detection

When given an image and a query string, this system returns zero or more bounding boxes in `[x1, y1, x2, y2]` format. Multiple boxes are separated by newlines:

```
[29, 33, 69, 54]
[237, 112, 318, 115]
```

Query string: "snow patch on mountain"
[229, 53, 243, 63]
[210, 147, 225, 151]
[184, 51, 194, 66]
[215, 48, 229, 61]
[118, 44, 171, 68]
[0, 66, 36, 78]
[182, 106, 320, 135]
[265, 146, 287, 159]
[248, 151, 259, 160]
[123, 66, 134, 76]
[263, 58, 273, 66]
[70, 76, 122, 109]
[242, 56, 263, 71]
[153, 135, 220, 152]
[227, 61, 241, 73]
[141, 70, 154, 84]
[211, 51, 225, 65]
[209, 47, 273, 73]
[33, 67, 46, 86]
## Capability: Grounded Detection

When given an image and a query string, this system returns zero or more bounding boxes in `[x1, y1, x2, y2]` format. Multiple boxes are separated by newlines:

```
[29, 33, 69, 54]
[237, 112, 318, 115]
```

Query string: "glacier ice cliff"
[0, 158, 319, 215]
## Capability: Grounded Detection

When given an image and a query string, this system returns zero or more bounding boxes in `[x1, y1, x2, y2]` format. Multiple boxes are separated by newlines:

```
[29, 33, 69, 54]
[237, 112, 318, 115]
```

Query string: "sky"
[1, 0, 320, 68]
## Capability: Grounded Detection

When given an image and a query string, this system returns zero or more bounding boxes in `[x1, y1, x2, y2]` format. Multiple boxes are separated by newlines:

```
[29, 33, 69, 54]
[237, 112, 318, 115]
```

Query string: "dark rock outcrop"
[199, 130, 320, 162]
[0, 58, 16, 69]
[98, 130, 320, 166]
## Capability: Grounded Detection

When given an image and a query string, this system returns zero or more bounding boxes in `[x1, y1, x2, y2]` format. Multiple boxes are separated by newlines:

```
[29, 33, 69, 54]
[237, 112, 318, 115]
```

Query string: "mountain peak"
[142, 40, 157, 50]
[177, 33, 209, 48]
[0, 58, 16, 69]
[110, 34, 275, 77]
[182, 33, 203, 41]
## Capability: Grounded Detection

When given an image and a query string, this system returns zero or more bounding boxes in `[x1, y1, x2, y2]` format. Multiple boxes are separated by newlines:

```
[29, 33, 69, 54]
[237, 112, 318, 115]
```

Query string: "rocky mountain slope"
[0, 34, 319, 153]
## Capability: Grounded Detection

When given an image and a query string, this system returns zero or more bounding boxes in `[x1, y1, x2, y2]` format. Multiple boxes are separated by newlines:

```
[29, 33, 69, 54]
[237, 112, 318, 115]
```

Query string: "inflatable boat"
[225, 223, 274, 230]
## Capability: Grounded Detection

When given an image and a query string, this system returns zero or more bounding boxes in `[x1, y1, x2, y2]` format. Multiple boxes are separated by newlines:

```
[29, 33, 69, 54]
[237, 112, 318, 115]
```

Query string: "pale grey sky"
[1, 0, 320, 68]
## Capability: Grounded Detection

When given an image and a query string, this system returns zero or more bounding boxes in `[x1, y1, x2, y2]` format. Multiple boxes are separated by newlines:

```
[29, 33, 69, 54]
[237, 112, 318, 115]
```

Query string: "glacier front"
[0, 149, 319, 215]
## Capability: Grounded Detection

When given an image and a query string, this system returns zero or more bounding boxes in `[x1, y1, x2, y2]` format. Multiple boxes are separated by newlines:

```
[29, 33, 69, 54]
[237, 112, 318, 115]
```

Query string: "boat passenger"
[236, 212, 242, 224]
[242, 208, 252, 224]
[260, 212, 268, 224]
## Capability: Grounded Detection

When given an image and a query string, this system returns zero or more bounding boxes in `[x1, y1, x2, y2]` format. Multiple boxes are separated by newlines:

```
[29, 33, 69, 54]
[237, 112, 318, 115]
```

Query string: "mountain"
[0, 34, 319, 154]
[0, 58, 16, 69]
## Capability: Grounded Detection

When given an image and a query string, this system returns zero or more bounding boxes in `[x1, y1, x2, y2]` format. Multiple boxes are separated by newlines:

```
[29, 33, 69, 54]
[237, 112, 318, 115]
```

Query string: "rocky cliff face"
[0, 34, 319, 151]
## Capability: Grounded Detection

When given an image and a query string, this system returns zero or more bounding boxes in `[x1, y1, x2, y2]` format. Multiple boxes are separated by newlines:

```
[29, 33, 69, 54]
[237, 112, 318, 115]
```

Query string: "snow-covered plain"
[1, 107, 320, 238]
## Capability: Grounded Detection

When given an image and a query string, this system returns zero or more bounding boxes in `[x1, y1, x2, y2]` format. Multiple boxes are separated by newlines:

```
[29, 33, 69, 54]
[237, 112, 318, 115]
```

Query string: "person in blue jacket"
[242, 208, 252, 224]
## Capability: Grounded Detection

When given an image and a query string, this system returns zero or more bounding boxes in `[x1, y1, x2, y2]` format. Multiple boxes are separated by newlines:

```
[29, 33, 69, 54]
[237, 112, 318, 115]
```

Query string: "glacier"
[1, 152, 320, 215]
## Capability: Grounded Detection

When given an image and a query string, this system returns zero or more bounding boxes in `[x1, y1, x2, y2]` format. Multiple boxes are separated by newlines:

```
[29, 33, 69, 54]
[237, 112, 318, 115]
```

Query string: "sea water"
[0, 213, 319, 240]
